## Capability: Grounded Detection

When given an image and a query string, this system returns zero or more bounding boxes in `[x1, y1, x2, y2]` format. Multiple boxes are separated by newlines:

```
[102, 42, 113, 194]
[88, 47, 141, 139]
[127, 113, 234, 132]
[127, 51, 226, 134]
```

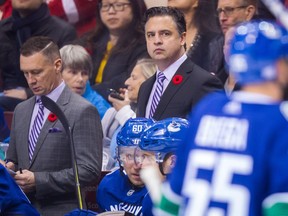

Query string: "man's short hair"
[143, 6, 186, 35]
[20, 36, 60, 63]
[243, 0, 257, 7]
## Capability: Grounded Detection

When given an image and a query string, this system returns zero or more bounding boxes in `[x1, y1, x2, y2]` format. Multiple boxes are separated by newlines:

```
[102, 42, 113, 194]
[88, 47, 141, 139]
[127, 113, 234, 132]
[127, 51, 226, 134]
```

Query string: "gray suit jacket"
[7, 86, 103, 215]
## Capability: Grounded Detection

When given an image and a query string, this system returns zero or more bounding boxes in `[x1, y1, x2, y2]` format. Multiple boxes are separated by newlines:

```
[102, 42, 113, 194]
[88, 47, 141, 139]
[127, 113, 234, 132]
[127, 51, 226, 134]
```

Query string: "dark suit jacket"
[137, 58, 224, 120]
[7, 86, 103, 215]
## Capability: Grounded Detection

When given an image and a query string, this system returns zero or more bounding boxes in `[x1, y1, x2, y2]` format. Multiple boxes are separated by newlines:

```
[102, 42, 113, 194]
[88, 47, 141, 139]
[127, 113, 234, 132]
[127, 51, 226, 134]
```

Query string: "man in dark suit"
[5, 36, 102, 216]
[137, 7, 223, 120]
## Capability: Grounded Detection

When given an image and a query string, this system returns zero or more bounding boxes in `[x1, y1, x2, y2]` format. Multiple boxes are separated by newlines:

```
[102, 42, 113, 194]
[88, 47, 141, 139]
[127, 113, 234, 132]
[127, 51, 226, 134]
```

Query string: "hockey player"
[135, 117, 189, 216]
[96, 118, 153, 215]
[153, 20, 288, 216]
[0, 164, 39, 215]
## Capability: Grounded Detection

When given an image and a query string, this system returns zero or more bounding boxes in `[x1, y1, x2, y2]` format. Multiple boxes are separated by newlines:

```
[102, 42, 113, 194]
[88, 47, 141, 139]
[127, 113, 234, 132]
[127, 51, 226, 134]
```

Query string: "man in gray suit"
[5, 36, 102, 215]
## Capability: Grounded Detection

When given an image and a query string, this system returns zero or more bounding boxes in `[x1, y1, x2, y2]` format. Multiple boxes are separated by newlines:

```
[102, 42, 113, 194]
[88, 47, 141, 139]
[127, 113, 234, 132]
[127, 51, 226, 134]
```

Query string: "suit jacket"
[7, 86, 102, 215]
[137, 58, 224, 120]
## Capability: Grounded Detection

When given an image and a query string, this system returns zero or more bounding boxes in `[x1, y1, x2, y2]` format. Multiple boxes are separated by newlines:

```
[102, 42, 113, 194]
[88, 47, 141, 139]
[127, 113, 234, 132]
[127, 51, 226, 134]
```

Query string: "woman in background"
[101, 58, 156, 170]
[60, 44, 111, 119]
[81, 0, 148, 100]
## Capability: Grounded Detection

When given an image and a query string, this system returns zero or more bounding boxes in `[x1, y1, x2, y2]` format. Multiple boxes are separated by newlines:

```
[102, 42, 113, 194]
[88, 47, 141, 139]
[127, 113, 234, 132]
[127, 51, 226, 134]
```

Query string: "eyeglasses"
[100, 2, 131, 12]
[216, 5, 248, 17]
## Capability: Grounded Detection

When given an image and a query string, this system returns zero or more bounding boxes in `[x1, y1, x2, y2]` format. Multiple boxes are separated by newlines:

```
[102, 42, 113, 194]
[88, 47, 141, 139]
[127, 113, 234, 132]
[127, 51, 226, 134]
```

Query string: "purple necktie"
[149, 72, 165, 118]
[28, 99, 45, 161]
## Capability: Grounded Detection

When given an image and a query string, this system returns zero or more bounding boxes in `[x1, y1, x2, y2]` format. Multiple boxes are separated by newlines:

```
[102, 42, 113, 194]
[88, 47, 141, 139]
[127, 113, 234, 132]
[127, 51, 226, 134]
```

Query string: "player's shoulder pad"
[280, 101, 288, 121]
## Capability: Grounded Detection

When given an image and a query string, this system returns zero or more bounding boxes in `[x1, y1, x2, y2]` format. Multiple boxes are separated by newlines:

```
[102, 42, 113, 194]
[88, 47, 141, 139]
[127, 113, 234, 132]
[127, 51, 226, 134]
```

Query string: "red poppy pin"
[172, 75, 183, 85]
[48, 113, 57, 122]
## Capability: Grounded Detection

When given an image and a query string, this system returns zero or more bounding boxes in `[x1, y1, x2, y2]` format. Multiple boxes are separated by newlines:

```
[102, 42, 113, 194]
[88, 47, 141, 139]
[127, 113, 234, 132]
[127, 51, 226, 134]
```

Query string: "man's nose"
[218, 11, 227, 21]
[27, 74, 36, 84]
[154, 34, 163, 45]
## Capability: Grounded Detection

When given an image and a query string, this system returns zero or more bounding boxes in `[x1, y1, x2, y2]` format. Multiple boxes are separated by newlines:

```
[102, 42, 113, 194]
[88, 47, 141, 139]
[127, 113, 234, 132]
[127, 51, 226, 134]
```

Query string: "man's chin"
[31, 90, 44, 96]
[131, 180, 144, 187]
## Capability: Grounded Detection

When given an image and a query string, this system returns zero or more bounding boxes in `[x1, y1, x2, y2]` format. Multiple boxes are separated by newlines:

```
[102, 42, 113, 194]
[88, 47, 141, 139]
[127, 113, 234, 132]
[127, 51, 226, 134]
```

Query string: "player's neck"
[242, 82, 283, 101]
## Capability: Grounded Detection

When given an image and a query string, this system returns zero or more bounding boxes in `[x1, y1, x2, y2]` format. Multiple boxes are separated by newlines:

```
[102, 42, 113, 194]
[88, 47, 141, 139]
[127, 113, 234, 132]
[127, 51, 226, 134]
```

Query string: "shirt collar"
[36, 80, 65, 103]
[156, 54, 187, 82]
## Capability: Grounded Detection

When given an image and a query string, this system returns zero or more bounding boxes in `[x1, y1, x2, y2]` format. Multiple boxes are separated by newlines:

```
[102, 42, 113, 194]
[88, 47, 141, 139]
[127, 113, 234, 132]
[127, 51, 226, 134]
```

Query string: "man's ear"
[170, 154, 177, 168]
[180, 32, 186, 47]
[54, 58, 62, 74]
[245, 5, 256, 21]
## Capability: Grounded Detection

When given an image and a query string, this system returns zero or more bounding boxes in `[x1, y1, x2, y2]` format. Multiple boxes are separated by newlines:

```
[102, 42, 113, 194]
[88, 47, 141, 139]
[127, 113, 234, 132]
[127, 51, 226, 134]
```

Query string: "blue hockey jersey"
[0, 164, 39, 215]
[157, 91, 288, 216]
[97, 169, 148, 216]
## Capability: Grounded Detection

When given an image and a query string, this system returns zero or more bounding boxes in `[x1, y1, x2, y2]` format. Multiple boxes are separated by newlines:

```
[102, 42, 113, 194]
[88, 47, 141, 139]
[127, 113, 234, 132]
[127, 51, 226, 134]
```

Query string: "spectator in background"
[217, 0, 257, 93]
[0, 0, 98, 36]
[0, 0, 77, 111]
[47, 0, 98, 36]
[60, 44, 111, 119]
[5, 36, 102, 215]
[0, 0, 12, 20]
[168, 0, 227, 84]
[97, 118, 152, 215]
[80, 0, 148, 100]
[101, 58, 156, 170]
[217, 0, 257, 34]
[137, 7, 223, 120]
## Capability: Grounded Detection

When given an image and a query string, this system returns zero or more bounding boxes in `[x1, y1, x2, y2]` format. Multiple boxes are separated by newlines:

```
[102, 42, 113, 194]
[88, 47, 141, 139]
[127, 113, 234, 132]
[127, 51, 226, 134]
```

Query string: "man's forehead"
[218, 0, 244, 6]
[146, 15, 174, 25]
[120, 147, 136, 153]
[145, 16, 176, 31]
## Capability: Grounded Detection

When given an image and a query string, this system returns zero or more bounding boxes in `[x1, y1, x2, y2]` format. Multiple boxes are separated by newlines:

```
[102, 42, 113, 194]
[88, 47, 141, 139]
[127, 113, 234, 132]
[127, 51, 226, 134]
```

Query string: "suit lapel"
[153, 59, 194, 119]
[29, 86, 71, 167]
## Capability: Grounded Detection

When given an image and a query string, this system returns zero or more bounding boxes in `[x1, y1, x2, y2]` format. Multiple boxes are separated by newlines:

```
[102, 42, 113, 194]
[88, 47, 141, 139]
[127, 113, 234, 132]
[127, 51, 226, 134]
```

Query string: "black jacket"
[90, 31, 148, 100]
[137, 58, 224, 120]
[187, 31, 227, 84]
[0, 3, 77, 91]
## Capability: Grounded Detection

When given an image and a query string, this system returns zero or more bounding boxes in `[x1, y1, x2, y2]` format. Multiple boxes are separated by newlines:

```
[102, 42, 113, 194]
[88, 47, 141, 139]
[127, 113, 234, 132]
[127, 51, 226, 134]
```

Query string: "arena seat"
[84, 170, 111, 212]
[4, 111, 13, 130]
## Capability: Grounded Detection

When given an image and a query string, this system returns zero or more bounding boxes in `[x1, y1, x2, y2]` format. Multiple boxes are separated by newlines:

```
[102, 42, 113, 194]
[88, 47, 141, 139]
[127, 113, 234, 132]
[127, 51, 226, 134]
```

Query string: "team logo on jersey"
[127, 189, 135, 196]
[168, 122, 181, 132]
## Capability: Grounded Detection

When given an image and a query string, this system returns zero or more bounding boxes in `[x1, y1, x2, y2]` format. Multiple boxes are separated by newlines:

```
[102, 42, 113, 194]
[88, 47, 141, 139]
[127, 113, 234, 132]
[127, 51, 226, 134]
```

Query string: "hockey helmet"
[116, 117, 154, 165]
[137, 117, 189, 163]
[229, 21, 288, 85]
